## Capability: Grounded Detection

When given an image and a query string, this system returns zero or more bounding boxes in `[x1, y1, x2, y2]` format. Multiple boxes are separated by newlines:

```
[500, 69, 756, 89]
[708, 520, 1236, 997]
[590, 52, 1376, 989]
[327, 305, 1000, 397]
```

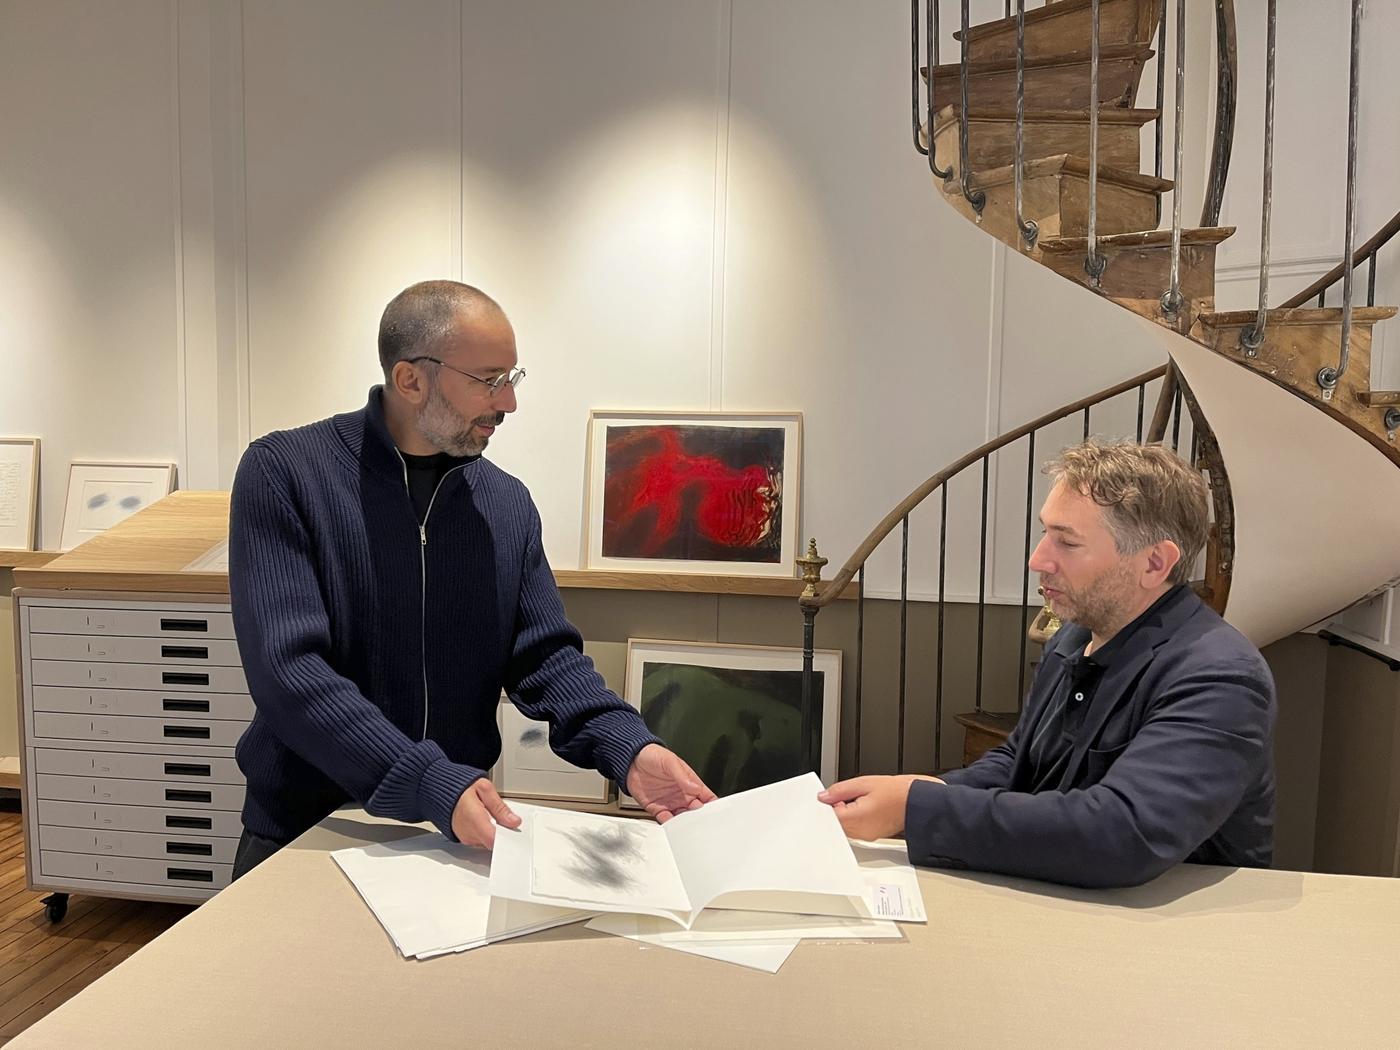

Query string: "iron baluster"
[1016, 431, 1036, 711]
[975, 455, 989, 712]
[1085, 0, 1106, 280]
[1136, 384, 1146, 441]
[854, 564, 865, 774]
[898, 515, 910, 774]
[935, 487, 947, 771]
[1240, 0, 1276, 359]
[801, 602, 817, 774]
[1014, 0, 1038, 247]
[1317, 0, 1362, 399]
[928, 0, 953, 179]
[958, 0, 986, 213]
[1171, 386, 1184, 452]
[1082, 405, 1091, 441]
[1154, 0, 1167, 225]
[911, 0, 927, 157]
[1161, 0, 1187, 319]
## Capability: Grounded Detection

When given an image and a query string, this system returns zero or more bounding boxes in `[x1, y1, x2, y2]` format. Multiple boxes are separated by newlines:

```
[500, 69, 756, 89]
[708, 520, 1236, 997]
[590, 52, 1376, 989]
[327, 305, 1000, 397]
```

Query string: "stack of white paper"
[331, 833, 591, 960]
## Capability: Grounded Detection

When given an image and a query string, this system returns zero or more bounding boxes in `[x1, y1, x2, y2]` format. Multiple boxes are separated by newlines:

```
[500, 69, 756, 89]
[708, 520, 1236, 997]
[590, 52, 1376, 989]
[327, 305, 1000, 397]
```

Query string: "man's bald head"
[377, 280, 509, 376]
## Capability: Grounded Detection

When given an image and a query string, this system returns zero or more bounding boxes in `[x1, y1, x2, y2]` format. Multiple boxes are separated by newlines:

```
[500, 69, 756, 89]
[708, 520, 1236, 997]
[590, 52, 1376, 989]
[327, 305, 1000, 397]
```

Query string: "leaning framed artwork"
[60, 461, 176, 552]
[0, 438, 40, 551]
[620, 639, 841, 807]
[583, 411, 802, 576]
[493, 696, 612, 804]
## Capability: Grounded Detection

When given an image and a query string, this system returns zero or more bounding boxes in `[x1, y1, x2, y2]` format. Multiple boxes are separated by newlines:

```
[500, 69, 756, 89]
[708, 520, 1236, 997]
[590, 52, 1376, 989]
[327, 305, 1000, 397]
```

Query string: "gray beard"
[415, 383, 493, 456]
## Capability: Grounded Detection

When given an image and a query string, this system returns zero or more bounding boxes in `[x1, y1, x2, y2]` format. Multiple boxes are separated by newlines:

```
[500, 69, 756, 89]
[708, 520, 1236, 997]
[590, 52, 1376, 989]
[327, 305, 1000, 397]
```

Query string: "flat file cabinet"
[16, 592, 252, 916]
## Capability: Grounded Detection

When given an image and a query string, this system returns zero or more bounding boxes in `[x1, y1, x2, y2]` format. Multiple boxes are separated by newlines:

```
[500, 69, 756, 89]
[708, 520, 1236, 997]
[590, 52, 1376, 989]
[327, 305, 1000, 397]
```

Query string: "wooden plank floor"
[0, 807, 194, 1045]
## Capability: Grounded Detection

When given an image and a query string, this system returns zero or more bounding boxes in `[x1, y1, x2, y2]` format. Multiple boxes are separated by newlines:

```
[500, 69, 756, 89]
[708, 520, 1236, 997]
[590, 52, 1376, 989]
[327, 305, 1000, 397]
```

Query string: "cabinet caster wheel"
[42, 893, 69, 924]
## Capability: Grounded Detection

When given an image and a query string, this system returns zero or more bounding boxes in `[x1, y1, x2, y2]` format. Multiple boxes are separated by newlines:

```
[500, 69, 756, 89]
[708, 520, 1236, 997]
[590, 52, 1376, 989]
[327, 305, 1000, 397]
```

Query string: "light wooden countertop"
[13, 491, 853, 600]
[8, 808, 1400, 1049]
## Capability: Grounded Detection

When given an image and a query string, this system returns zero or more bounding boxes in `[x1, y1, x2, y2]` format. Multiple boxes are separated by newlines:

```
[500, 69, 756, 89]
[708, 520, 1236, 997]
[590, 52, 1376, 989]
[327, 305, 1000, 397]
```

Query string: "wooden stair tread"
[955, 0, 1156, 43]
[952, 153, 1172, 194]
[931, 104, 1160, 132]
[1358, 390, 1400, 407]
[1197, 307, 1398, 328]
[924, 41, 1153, 81]
[1038, 226, 1236, 252]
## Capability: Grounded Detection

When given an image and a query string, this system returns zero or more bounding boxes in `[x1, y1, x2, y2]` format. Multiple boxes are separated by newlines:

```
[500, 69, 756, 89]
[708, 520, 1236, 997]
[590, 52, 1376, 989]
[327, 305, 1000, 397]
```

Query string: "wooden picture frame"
[583, 411, 802, 577]
[0, 437, 40, 552]
[60, 461, 176, 552]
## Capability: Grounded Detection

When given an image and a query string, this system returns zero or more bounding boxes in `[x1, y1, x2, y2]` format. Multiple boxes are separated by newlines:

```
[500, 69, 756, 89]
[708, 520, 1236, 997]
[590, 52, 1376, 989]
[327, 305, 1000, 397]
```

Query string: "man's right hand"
[450, 778, 522, 849]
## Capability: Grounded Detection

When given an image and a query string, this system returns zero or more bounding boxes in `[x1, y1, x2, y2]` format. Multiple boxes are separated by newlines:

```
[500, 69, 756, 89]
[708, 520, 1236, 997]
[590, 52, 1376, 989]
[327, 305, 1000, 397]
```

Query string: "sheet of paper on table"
[492, 773, 869, 927]
[331, 833, 591, 959]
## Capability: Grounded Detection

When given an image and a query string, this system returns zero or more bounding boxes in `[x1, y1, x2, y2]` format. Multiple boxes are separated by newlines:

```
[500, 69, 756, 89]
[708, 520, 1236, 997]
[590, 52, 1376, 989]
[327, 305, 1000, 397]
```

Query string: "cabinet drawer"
[37, 800, 244, 837]
[30, 660, 248, 693]
[28, 606, 234, 640]
[40, 826, 238, 864]
[32, 712, 246, 748]
[33, 748, 244, 785]
[36, 773, 245, 810]
[40, 850, 232, 891]
[31, 686, 255, 721]
[29, 634, 243, 667]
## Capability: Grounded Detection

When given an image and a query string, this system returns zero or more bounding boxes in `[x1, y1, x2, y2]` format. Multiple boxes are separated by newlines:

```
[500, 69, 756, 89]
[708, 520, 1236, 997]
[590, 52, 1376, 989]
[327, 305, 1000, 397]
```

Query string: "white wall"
[0, 0, 1393, 601]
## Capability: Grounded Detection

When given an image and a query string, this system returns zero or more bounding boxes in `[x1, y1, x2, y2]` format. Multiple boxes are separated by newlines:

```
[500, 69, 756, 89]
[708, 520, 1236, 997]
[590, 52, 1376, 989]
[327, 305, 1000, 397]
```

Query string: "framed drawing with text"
[619, 639, 841, 808]
[493, 697, 612, 804]
[583, 411, 802, 576]
[60, 461, 176, 552]
[0, 437, 40, 551]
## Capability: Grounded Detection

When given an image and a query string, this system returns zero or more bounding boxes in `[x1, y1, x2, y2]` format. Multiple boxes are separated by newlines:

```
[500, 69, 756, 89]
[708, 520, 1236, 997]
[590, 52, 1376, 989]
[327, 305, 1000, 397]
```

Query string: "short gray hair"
[1044, 439, 1210, 586]
[377, 280, 505, 375]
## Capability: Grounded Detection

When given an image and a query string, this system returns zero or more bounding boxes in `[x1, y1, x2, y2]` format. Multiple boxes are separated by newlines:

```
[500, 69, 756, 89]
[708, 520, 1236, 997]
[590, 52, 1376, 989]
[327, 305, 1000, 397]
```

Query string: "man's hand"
[451, 778, 522, 849]
[626, 744, 717, 823]
[818, 774, 944, 841]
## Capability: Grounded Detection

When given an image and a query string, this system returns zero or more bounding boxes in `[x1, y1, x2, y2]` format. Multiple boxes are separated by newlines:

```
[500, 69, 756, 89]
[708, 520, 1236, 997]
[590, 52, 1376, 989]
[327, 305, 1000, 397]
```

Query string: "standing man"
[819, 440, 1275, 888]
[229, 280, 714, 877]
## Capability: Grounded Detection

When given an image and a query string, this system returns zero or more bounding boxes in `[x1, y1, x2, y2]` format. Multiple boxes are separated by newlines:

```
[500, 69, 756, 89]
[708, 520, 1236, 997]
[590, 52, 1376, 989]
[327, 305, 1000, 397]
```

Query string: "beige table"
[9, 810, 1400, 1049]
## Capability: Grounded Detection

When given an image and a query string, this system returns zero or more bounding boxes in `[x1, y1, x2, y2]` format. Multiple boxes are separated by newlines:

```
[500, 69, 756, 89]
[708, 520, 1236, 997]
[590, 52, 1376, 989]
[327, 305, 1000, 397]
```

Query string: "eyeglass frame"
[405, 356, 526, 396]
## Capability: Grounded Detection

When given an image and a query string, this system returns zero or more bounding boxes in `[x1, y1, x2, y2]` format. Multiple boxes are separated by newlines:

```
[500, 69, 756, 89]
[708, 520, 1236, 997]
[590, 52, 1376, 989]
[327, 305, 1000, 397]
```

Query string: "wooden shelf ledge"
[0, 550, 61, 570]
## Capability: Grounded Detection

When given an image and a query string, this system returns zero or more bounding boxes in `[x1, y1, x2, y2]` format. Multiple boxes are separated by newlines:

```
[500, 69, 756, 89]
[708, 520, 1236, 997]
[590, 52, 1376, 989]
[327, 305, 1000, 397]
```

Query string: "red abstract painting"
[600, 424, 785, 563]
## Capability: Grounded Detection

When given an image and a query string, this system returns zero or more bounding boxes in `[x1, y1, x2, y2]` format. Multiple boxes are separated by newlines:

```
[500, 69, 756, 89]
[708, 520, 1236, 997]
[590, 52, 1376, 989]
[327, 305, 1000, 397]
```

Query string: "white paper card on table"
[494, 773, 867, 927]
[594, 915, 799, 973]
[586, 908, 900, 945]
[332, 832, 590, 958]
[850, 840, 928, 923]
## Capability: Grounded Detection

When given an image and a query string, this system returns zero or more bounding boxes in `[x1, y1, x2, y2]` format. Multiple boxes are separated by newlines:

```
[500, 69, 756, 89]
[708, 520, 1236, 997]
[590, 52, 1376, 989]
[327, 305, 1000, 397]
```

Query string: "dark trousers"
[232, 828, 286, 881]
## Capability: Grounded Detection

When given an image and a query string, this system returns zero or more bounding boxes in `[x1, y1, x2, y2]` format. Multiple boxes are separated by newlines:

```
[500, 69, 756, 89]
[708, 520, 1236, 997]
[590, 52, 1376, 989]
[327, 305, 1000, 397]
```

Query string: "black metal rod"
[1136, 384, 1146, 440]
[975, 455, 989, 712]
[1171, 386, 1184, 452]
[911, 0, 927, 156]
[1318, 0, 1363, 395]
[854, 564, 865, 775]
[1154, 0, 1167, 226]
[801, 604, 818, 775]
[1367, 251, 1377, 308]
[898, 515, 910, 774]
[927, 0, 953, 179]
[1240, 0, 1276, 356]
[958, 0, 986, 212]
[1082, 406, 1091, 441]
[936, 486, 947, 771]
[1017, 431, 1036, 711]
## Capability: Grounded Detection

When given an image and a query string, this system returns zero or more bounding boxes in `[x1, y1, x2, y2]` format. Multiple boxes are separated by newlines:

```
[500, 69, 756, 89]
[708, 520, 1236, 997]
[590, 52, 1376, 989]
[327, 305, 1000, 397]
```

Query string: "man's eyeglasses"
[408, 356, 526, 396]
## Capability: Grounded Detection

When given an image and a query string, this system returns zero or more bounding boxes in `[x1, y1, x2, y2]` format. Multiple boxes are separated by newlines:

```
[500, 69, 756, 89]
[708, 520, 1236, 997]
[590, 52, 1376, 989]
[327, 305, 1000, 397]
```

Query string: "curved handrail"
[1282, 208, 1400, 310]
[804, 364, 1169, 610]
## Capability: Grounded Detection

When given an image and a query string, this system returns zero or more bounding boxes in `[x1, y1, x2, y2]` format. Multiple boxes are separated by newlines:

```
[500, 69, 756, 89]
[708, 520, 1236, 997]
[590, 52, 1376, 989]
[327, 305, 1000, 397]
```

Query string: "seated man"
[819, 439, 1275, 888]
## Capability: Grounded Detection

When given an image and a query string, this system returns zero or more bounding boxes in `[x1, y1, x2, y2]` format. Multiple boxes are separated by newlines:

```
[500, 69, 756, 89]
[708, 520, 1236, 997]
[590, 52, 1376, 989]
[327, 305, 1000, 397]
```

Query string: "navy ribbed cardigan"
[228, 387, 660, 844]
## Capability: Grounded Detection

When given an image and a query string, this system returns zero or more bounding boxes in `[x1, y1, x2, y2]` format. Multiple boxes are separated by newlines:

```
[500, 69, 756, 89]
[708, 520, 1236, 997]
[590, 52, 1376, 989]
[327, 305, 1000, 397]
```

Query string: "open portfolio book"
[489, 772, 872, 928]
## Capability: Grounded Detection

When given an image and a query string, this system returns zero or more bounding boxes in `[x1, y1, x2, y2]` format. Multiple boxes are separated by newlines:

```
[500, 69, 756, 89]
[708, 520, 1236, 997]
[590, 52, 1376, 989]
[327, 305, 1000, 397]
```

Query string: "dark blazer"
[909, 587, 1275, 888]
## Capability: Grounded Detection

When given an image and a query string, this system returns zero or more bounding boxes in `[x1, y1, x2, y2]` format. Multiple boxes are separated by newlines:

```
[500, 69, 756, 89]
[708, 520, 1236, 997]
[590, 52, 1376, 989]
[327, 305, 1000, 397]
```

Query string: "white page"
[660, 772, 867, 917]
[332, 832, 589, 958]
[529, 806, 690, 912]
[849, 841, 928, 923]
[586, 909, 900, 945]
[594, 915, 798, 973]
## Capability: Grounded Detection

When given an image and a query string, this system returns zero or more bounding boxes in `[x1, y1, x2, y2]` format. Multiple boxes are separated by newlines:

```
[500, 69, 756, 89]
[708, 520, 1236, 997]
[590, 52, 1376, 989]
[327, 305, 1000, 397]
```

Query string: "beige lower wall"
[0, 576, 1381, 875]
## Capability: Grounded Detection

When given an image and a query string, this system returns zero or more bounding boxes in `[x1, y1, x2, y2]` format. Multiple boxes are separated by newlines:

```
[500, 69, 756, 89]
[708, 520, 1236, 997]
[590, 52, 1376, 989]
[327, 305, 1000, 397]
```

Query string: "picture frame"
[583, 410, 802, 576]
[620, 638, 842, 808]
[0, 437, 40, 552]
[492, 696, 613, 804]
[60, 461, 176, 552]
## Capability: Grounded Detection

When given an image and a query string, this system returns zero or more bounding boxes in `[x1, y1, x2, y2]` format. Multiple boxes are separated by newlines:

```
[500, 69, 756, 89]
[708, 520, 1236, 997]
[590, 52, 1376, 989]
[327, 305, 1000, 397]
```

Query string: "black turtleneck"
[400, 450, 479, 523]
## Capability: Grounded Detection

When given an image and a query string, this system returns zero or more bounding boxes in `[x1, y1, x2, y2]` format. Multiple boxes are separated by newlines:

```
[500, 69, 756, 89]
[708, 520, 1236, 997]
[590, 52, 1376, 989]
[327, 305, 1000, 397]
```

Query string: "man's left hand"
[626, 744, 717, 823]
[818, 774, 944, 840]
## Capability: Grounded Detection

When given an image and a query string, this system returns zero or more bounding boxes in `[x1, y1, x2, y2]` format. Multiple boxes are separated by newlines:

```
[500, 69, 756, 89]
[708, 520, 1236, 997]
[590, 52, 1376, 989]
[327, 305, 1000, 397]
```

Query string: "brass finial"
[796, 538, 828, 600]
[1028, 586, 1062, 645]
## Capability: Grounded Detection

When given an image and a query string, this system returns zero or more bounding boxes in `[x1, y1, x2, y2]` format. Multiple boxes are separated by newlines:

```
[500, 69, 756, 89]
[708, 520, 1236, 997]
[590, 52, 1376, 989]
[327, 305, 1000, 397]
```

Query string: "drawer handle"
[164, 762, 211, 777]
[167, 867, 214, 883]
[162, 672, 209, 686]
[166, 841, 214, 857]
[165, 789, 212, 803]
[162, 698, 210, 713]
[166, 815, 212, 830]
[163, 725, 211, 740]
[161, 645, 209, 660]
[160, 618, 209, 633]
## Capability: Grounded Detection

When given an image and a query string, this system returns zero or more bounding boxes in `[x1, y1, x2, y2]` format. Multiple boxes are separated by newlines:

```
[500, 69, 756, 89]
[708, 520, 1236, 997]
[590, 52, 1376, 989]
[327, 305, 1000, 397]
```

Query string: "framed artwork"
[60, 461, 176, 552]
[584, 411, 802, 576]
[620, 639, 842, 808]
[0, 438, 40, 551]
[493, 696, 612, 804]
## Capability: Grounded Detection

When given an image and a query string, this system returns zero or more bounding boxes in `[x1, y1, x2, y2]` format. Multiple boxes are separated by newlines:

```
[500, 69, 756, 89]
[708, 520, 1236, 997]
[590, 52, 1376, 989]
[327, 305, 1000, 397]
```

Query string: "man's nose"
[1028, 534, 1053, 574]
[496, 384, 518, 414]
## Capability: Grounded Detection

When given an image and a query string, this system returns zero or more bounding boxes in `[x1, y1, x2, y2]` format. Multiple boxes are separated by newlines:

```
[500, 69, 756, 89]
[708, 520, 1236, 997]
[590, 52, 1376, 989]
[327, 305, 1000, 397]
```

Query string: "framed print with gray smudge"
[493, 697, 613, 804]
[59, 461, 176, 552]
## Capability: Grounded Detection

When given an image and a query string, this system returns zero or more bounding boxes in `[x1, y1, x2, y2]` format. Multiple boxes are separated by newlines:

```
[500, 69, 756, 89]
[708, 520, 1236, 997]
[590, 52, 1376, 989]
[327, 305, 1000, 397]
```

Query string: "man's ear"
[390, 361, 428, 406]
[1142, 540, 1182, 588]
